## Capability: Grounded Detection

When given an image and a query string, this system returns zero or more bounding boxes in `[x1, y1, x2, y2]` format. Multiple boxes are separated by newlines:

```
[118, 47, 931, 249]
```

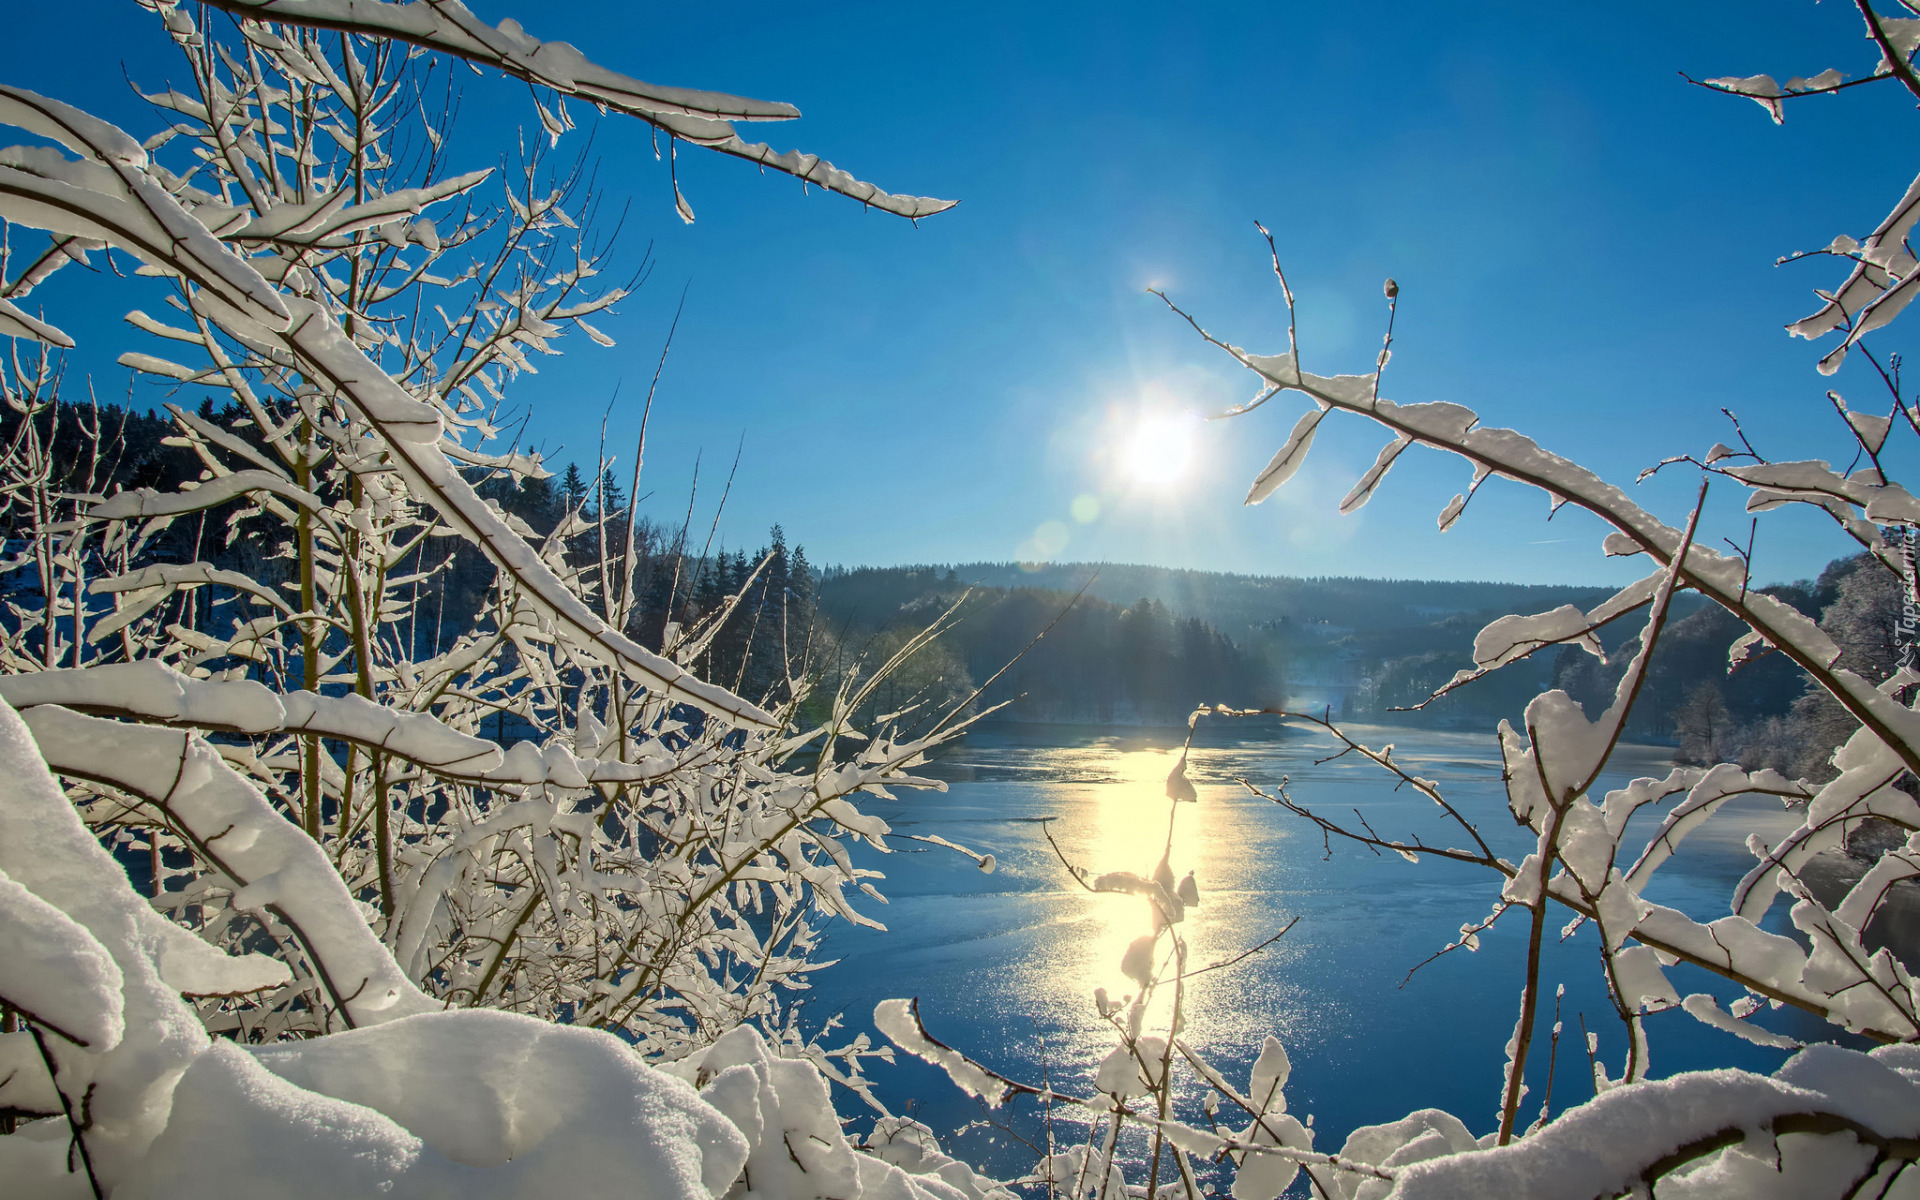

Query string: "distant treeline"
[859, 561, 1634, 729]
[922, 561, 1621, 638]
[815, 555, 1916, 781]
[1327, 549, 1903, 782]
[815, 566, 1281, 727]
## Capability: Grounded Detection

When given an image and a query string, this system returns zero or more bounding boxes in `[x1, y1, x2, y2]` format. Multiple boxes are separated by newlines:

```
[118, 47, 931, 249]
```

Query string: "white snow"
[21, 704, 442, 1029]
[129, 1021, 747, 1200]
[1245, 407, 1326, 504]
[184, 0, 955, 218]
[1471, 606, 1600, 671]
[0, 867, 123, 1049]
[1388, 1046, 1920, 1200]
[874, 999, 1015, 1108]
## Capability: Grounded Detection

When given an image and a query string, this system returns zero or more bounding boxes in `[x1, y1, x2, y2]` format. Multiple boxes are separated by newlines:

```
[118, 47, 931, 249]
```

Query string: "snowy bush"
[0, 1, 1000, 1195]
[0, 686, 1001, 1199]
[876, 6, 1920, 1199]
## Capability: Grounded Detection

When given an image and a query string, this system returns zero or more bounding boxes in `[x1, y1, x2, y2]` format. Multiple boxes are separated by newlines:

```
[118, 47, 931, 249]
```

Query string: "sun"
[1116, 410, 1199, 489]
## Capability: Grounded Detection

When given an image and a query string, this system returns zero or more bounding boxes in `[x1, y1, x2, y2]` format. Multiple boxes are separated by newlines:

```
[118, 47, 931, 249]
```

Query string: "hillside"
[813, 569, 1280, 727]
[818, 561, 1632, 727]
[932, 562, 1623, 642]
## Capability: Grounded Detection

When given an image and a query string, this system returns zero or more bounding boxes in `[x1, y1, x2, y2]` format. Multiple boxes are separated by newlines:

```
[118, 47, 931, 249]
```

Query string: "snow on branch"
[0, 83, 779, 727]
[273, 294, 782, 727]
[1788, 171, 1920, 373]
[0, 662, 681, 787]
[1389, 1045, 1920, 1200]
[195, 0, 958, 219]
[214, 171, 494, 249]
[1732, 724, 1920, 926]
[0, 86, 292, 330]
[1168, 306, 1920, 784]
[90, 468, 328, 521]
[0, 867, 124, 1049]
[0, 295, 72, 347]
[0, 688, 770, 1196]
[1620, 763, 1809, 893]
[0, 694, 283, 1170]
[22, 703, 438, 1029]
[874, 998, 1021, 1107]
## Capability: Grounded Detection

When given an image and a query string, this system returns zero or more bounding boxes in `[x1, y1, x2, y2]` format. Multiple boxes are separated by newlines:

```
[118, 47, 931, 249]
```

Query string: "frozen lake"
[797, 719, 1840, 1181]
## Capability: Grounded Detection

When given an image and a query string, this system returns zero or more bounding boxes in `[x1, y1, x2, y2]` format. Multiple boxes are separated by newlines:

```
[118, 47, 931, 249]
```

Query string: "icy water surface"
[798, 720, 1829, 1178]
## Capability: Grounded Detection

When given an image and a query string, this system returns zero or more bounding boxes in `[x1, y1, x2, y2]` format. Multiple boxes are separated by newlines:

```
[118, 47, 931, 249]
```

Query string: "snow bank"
[125, 1014, 749, 1200]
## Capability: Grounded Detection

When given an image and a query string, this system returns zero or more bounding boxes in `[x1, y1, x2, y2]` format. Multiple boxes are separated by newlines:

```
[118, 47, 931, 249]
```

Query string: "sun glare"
[1082, 748, 1203, 1023]
[1117, 410, 1199, 490]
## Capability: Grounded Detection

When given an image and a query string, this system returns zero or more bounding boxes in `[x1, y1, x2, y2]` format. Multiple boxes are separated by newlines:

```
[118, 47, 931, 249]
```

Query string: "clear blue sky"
[4, 1, 1911, 586]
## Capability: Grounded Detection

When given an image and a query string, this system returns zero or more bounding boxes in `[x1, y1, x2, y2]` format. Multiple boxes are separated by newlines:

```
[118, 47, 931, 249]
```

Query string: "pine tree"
[559, 463, 589, 513]
[595, 467, 627, 521]
[790, 545, 816, 620]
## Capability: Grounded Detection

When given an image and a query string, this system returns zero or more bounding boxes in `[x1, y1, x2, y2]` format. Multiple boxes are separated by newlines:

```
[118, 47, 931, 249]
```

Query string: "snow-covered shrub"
[0, 1, 992, 1195]
[880, 7, 1920, 1199]
[0, 678, 1005, 1198]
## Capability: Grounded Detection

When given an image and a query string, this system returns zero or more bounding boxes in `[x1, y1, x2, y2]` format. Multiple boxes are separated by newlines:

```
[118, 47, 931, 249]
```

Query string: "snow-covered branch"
[195, 0, 957, 219]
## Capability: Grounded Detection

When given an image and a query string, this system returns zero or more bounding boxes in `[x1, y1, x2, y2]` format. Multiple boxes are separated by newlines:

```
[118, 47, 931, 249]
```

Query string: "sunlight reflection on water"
[800, 721, 1819, 1182]
[1050, 747, 1191, 1026]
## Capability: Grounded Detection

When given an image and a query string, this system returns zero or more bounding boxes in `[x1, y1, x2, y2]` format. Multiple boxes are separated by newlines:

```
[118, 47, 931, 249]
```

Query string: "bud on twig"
[1384, 278, 1399, 300]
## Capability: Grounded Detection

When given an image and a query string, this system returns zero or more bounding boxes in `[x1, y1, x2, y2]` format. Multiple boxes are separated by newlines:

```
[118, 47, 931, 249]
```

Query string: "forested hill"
[938, 562, 1621, 642]
[819, 558, 1905, 788]
[820, 562, 1619, 650]
[814, 569, 1280, 728]
[819, 563, 1653, 733]
[813, 563, 1624, 731]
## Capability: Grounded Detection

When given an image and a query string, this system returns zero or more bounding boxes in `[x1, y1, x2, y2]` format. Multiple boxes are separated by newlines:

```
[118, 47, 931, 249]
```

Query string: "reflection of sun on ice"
[1116, 410, 1199, 490]
[1094, 750, 1184, 876]
[1004, 742, 1224, 1068]
[1080, 749, 1202, 1024]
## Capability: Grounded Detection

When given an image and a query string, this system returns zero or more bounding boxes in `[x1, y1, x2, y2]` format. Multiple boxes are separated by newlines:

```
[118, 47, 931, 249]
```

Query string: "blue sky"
[4, 1, 1913, 585]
